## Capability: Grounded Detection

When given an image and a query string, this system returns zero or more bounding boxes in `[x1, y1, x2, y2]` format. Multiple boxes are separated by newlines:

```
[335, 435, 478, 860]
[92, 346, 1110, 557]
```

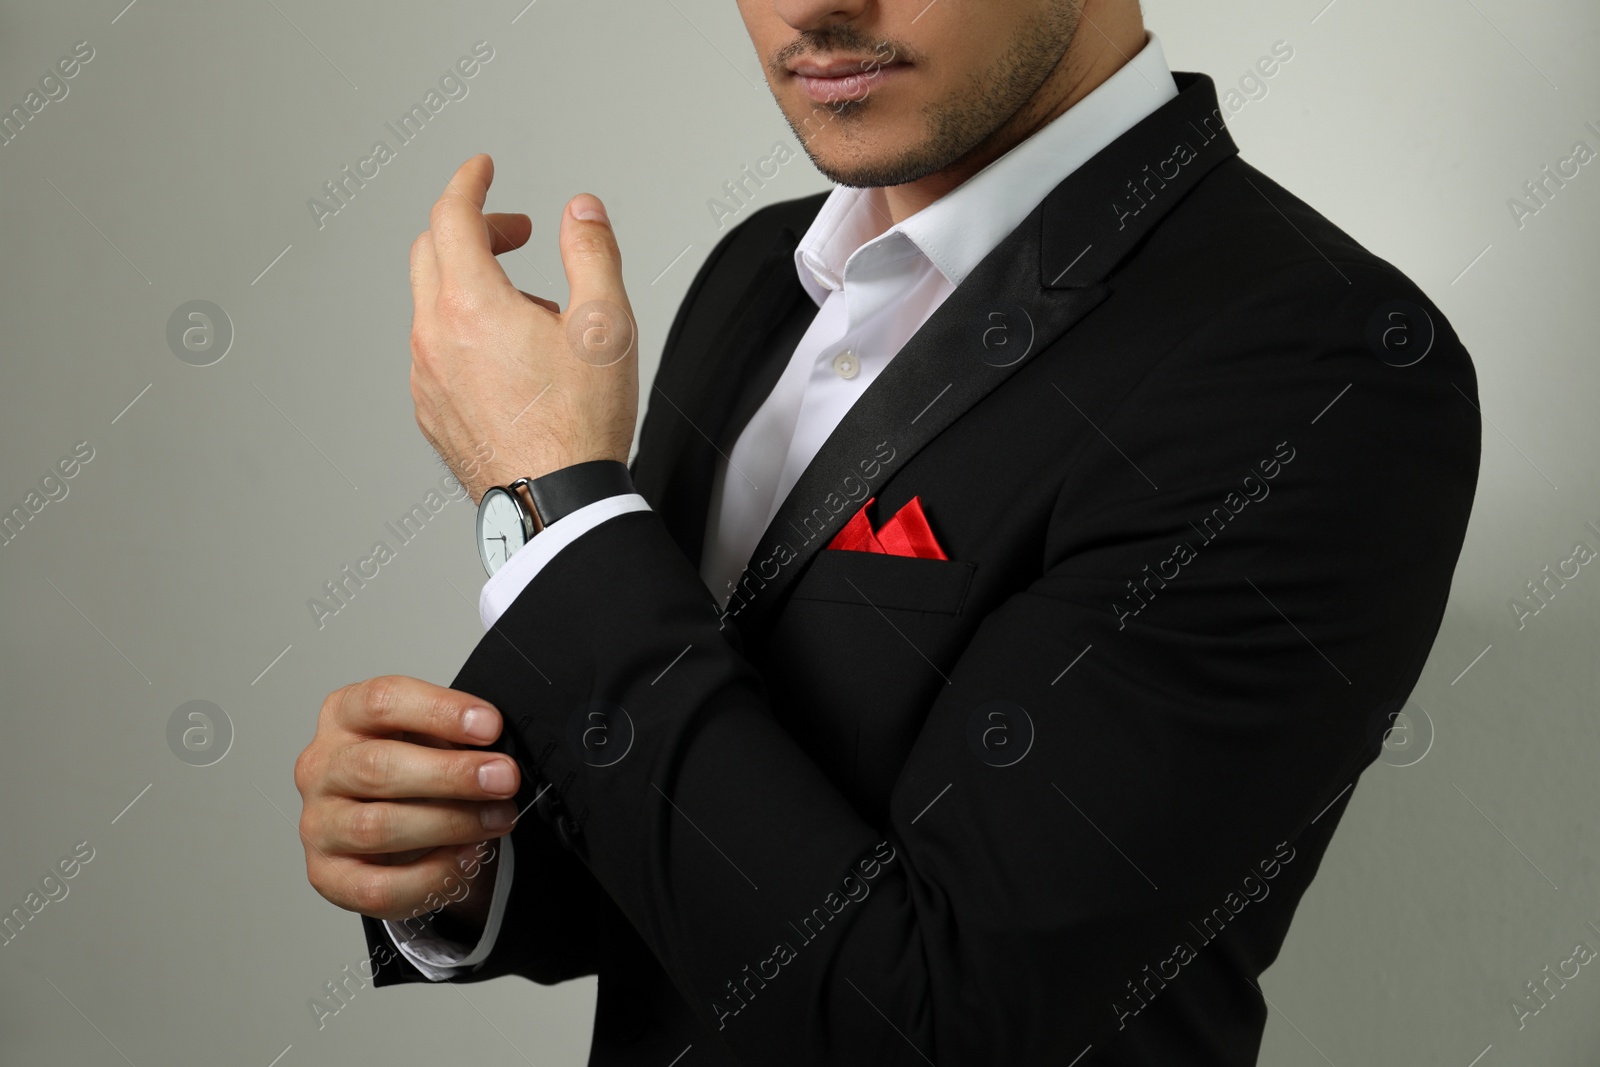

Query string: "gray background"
[1, 0, 1596, 1064]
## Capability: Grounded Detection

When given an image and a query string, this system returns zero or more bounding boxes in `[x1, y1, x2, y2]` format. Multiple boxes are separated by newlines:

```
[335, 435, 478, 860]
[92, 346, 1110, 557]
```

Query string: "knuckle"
[449, 805, 481, 842]
[360, 676, 400, 728]
[319, 686, 344, 720]
[318, 685, 348, 734]
[351, 741, 393, 793]
[335, 680, 369, 728]
[348, 803, 393, 851]
[352, 872, 395, 916]
[568, 230, 612, 262]
[429, 693, 468, 744]
[292, 748, 316, 795]
[440, 751, 474, 795]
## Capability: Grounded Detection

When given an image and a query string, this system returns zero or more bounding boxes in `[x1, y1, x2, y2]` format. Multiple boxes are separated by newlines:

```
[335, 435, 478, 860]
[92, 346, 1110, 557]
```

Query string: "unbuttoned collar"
[794, 30, 1179, 307]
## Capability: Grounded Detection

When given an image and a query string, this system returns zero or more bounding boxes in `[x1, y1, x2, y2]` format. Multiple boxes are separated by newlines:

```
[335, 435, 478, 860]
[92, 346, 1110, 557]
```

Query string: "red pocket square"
[826, 495, 949, 560]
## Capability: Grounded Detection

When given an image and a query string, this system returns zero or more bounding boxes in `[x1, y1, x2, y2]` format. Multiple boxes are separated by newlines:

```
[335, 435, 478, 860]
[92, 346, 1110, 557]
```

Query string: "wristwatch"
[476, 460, 634, 577]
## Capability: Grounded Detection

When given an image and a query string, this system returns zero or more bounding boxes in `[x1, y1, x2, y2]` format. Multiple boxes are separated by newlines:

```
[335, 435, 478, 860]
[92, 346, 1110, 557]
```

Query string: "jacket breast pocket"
[788, 549, 977, 616]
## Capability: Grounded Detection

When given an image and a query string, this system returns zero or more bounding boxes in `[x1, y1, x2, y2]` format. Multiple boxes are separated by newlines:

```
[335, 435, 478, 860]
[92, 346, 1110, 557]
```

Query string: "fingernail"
[571, 195, 608, 224]
[478, 759, 515, 795]
[462, 707, 496, 742]
[480, 803, 518, 831]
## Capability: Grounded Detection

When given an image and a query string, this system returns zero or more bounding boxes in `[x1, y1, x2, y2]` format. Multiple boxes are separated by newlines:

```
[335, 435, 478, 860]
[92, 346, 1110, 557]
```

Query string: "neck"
[881, 19, 1149, 225]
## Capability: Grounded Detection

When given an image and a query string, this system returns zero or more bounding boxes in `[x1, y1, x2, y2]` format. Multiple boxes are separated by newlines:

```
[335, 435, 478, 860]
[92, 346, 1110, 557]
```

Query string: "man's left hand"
[409, 153, 639, 501]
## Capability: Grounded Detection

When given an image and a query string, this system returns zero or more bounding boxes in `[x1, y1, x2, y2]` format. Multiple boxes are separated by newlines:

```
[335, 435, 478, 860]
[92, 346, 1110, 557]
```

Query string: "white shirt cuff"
[387, 492, 649, 978]
[478, 493, 652, 629]
[383, 835, 516, 981]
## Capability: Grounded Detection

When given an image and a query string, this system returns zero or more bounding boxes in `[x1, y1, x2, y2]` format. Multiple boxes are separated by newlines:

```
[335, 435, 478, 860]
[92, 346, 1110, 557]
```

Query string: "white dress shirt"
[387, 30, 1178, 980]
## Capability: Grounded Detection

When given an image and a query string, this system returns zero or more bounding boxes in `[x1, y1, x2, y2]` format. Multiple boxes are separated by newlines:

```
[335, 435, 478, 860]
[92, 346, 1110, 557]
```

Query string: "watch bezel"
[477, 482, 536, 577]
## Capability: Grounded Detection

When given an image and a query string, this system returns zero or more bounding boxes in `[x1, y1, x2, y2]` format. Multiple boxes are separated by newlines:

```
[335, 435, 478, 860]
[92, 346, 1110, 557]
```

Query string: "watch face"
[477, 488, 530, 576]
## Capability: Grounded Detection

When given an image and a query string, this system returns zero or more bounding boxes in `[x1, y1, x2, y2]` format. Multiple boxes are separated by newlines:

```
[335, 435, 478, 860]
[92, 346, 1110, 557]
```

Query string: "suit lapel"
[719, 72, 1239, 642]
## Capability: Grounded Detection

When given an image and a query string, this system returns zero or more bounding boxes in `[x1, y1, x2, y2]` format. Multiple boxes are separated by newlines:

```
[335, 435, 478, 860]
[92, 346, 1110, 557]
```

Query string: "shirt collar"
[794, 30, 1179, 306]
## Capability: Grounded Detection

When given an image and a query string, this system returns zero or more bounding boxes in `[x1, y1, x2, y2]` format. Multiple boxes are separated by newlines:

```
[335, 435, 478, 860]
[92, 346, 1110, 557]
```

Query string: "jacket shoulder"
[1116, 154, 1475, 395]
[1062, 149, 1480, 513]
[1140, 155, 1436, 320]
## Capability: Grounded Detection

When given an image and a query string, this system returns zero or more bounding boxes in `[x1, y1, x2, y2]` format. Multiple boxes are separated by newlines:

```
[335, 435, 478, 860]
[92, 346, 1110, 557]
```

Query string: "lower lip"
[793, 64, 906, 105]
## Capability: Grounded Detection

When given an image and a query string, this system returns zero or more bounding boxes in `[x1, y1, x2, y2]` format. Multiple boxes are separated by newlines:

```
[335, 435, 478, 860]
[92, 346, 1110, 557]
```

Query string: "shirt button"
[832, 350, 860, 379]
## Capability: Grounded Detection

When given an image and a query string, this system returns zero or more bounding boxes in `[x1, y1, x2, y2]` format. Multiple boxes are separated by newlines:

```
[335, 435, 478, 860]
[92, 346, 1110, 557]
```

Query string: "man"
[294, 0, 1480, 1063]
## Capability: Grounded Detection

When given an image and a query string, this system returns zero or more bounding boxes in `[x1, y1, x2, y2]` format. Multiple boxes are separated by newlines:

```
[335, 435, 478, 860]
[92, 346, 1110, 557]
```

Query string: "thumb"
[559, 193, 636, 368]
[559, 193, 627, 310]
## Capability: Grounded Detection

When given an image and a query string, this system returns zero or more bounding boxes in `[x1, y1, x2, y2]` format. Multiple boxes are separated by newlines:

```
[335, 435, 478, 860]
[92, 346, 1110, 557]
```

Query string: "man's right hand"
[293, 675, 522, 927]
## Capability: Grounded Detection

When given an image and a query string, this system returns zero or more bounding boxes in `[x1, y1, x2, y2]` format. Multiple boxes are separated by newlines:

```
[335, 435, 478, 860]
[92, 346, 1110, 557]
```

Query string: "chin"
[779, 87, 974, 190]
[798, 140, 947, 190]
[811, 161, 906, 189]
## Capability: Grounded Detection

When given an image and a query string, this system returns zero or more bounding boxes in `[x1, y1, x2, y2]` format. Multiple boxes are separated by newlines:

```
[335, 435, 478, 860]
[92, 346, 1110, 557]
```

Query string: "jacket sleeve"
[355, 201, 794, 990]
[360, 784, 601, 987]
[443, 258, 1480, 1063]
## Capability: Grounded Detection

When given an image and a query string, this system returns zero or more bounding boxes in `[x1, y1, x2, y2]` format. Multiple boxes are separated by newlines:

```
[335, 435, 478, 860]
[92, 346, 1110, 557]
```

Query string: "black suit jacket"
[360, 71, 1480, 1066]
